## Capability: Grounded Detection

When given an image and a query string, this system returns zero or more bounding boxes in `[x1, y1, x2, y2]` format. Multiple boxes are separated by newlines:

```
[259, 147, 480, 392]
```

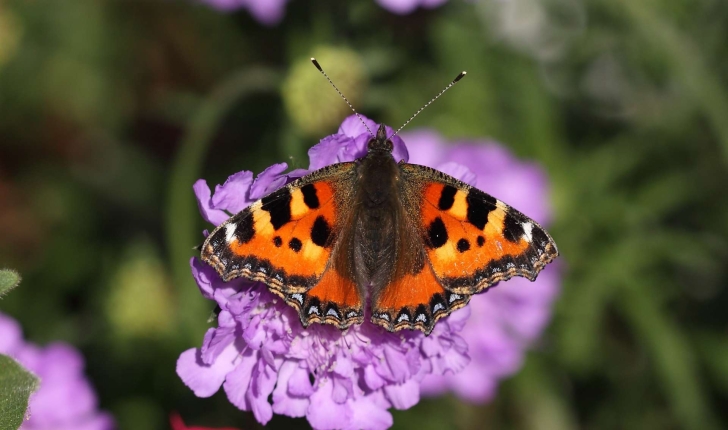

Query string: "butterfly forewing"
[401, 163, 559, 296]
[200, 162, 365, 328]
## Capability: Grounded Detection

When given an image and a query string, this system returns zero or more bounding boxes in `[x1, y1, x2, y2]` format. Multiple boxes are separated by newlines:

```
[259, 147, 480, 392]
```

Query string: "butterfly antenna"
[311, 58, 374, 138]
[390, 71, 467, 139]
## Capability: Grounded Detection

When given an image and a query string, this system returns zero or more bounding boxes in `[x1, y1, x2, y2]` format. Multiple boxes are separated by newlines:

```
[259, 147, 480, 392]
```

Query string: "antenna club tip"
[311, 58, 323, 71]
[454, 71, 467, 82]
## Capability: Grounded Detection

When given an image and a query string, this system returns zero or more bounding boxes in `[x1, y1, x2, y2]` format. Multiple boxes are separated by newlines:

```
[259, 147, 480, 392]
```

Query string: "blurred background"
[1, 0, 728, 429]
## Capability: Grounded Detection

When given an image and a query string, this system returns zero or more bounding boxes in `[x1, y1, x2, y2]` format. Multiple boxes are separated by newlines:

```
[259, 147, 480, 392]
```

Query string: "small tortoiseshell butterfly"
[201, 60, 559, 335]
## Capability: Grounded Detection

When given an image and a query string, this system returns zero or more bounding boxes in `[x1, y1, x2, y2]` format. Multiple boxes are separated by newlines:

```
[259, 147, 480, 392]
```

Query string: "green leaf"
[0, 270, 21, 298]
[0, 354, 40, 430]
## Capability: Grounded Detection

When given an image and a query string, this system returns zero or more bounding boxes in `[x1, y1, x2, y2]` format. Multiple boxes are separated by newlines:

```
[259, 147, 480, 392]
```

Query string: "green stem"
[165, 68, 281, 343]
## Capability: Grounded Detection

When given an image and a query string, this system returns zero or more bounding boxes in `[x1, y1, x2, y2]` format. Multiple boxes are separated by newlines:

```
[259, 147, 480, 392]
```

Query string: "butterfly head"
[367, 124, 394, 154]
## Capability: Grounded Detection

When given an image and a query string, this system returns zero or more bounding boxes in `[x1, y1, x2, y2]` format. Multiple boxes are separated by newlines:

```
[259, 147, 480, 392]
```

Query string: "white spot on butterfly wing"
[522, 222, 534, 242]
[397, 313, 410, 323]
[326, 308, 339, 317]
[290, 293, 304, 305]
[225, 223, 237, 243]
[448, 293, 461, 303]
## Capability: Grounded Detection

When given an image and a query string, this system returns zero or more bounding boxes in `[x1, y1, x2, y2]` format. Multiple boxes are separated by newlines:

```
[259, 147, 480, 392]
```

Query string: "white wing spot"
[416, 314, 427, 322]
[290, 293, 304, 304]
[522, 222, 534, 242]
[326, 308, 339, 317]
[449, 293, 461, 303]
[308, 306, 320, 315]
[378, 313, 390, 321]
[225, 223, 237, 243]
[433, 303, 445, 313]
[397, 313, 410, 323]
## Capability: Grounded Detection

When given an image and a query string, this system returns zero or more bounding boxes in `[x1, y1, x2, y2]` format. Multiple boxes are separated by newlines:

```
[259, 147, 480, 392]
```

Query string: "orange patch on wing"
[228, 181, 339, 281]
[421, 189, 530, 280]
[306, 268, 360, 309]
[374, 266, 442, 311]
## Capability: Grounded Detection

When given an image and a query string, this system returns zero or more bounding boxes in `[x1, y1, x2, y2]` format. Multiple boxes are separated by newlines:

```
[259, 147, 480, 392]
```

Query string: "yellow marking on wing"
[302, 241, 324, 262]
[253, 209, 275, 237]
[289, 188, 310, 219]
[449, 190, 468, 220]
[434, 242, 458, 263]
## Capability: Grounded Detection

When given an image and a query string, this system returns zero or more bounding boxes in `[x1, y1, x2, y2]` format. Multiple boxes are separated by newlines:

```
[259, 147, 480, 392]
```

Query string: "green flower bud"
[0, 6, 22, 68]
[283, 47, 367, 136]
[106, 241, 174, 341]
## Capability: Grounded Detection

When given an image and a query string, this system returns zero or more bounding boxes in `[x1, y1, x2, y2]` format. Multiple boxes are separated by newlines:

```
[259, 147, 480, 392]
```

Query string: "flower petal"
[383, 379, 420, 410]
[249, 163, 289, 200]
[272, 361, 309, 418]
[177, 344, 239, 398]
[193, 179, 230, 226]
[211, 170, 254, 214]
[347, 393, 394, 430]
[288, 365, 315, 397]
[222, 349, 258, 410]
[308, 133, 356, 170]
[307, 378, 354, 429]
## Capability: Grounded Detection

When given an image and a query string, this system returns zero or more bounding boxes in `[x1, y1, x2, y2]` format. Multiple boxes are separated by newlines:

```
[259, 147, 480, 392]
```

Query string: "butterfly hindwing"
[402, 163, 559, 296]
[370, 261, 470, 335]
[201, 162, 364, 328]
[280, 268, 364, 329]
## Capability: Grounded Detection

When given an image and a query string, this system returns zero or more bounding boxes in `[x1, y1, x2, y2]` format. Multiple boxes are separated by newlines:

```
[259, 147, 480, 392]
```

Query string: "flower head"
[402, 129, 561, 403]
[198, 0, 288, 26]
[178, 114, 560, 427]
[0, 312, 114, 430]
[178, 115, 467, 429]
[375, 0, 448, 15]
[199, 0, 448, 24]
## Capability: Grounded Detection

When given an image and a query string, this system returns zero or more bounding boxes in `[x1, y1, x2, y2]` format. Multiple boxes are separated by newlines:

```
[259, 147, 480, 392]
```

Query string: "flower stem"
[165, 67, 281, 343]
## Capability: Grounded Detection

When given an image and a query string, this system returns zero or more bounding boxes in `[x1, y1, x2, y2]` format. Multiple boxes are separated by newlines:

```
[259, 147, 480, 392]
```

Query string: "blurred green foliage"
[0, 0, 727, 429]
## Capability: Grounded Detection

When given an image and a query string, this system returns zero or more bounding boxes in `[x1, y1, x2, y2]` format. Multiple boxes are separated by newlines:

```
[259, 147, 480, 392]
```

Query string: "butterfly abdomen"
[350, 152, 403, 291]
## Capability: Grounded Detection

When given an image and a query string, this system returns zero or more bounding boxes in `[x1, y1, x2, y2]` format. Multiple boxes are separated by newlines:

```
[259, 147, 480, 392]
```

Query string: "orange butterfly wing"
[201, 163, 364, 329]
[408, 164, 558, 294]
[371, 164, 558, 334]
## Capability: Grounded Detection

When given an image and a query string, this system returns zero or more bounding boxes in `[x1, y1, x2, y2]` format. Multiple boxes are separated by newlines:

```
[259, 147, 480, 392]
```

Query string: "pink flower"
[198, 0, 289, 26]
[0, 312, 114, 430]
[375, 0, 448, 15]
[178, 115, 469, 429]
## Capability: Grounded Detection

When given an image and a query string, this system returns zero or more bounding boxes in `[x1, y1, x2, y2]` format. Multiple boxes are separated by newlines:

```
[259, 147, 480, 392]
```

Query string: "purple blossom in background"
[402, 129, 561, 403]
[0, 312, 114, 430]
[375, 0, 448, 15]
[198, 0, 448, 24]
[198, 0, 289, 26]
[179, 116, 467, 430]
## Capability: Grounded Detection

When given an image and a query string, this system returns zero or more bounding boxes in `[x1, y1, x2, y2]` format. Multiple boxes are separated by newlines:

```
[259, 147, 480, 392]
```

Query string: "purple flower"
[178, 115, 468, 429]
[375, 0, 448, 15]
[402, 129, 561, 403]
[198, 0, 288, 26]
[0, 312, 115, 430]
[199, 0, 448, 24]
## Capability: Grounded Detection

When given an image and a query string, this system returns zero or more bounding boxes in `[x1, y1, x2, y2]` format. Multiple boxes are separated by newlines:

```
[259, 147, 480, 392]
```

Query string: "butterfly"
[200, 121, 559, 335]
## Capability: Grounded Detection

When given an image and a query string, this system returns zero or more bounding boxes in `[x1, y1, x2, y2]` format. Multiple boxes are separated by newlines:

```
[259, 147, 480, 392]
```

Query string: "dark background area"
[1, 0, 728, 429]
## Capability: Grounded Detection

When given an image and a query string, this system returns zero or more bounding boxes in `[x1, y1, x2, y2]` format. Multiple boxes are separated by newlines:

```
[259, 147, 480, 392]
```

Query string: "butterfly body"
[201, 124, 558, 335]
